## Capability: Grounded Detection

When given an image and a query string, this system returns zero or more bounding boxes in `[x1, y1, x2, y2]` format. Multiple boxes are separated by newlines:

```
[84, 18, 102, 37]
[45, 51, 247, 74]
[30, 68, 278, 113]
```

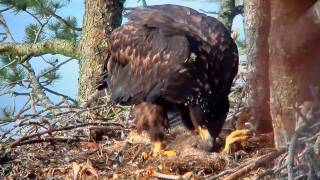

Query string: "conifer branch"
[0, 39, 79, 60]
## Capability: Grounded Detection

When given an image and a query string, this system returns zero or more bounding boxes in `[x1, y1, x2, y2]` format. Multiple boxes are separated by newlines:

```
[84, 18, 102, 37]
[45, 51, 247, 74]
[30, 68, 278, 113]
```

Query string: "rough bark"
[0, 39, 78, 59]
[244, 0, 273, 133]
[269, 0, 320, 148]
[78, 0, 123, 103]
[218, 0, 243, 31]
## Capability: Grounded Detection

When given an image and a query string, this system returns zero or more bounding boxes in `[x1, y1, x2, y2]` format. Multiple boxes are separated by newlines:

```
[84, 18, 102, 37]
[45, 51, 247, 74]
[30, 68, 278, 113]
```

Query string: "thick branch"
[224, 148, 286, 180]
[0, 39, 79, 59]
[10, 137, 84, 147]
[10, 122, 122, 148]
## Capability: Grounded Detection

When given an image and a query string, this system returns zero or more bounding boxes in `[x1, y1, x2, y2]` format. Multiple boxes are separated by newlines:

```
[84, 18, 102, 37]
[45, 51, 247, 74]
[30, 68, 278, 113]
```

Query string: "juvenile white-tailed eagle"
[98, 4, 239, 155]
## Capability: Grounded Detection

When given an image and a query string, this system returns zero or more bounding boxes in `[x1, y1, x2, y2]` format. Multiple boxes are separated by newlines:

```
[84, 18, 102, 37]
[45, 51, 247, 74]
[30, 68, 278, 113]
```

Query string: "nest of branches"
[0, 98, 130, 179]
[1, 65, 319, 180]
[257, 99, 320, 180]
[0, 62, 257, 179]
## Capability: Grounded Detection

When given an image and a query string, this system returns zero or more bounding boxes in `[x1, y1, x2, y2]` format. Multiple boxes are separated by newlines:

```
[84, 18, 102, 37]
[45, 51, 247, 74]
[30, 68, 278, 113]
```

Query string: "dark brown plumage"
[98, 4, 238, 152]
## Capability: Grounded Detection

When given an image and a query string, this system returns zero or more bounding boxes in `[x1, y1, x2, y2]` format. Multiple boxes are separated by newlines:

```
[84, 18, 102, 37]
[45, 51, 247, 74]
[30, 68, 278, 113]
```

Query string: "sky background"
[0, 0, 244, 115]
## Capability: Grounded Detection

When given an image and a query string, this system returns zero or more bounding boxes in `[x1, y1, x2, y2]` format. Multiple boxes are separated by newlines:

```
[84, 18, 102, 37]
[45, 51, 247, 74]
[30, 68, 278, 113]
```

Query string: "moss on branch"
[0, 39, 79, 59]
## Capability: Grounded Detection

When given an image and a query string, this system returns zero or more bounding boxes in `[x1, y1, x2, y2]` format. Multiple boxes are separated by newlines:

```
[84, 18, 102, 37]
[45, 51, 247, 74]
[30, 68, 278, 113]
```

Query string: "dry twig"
[223, 148, 286, 180]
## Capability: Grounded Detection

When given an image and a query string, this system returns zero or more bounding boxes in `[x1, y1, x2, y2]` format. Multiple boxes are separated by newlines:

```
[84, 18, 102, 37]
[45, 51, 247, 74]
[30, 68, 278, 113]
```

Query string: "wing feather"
[106, 23, 190, 104]
[101, 4, 238, 106]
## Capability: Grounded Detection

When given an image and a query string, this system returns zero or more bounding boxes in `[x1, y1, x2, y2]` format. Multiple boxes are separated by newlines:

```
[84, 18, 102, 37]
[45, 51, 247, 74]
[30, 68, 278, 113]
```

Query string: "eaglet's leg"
[134, 102, 175, 157]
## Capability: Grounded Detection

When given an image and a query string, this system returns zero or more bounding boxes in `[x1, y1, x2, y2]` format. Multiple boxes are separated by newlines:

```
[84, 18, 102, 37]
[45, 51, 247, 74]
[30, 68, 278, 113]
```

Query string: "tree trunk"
[269, 0, 320, 148]
[78, 0, 123, 104]
[244, 0, 273, 133]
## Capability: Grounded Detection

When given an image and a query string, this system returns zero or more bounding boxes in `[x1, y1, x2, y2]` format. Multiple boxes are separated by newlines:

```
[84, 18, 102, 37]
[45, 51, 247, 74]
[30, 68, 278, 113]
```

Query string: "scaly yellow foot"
[198, 126, 216, 152]
[223, 129, 251, 154]
[198, 126, 211, 141]
[162, 150, 177, 156]
[152, 141, 176, 157]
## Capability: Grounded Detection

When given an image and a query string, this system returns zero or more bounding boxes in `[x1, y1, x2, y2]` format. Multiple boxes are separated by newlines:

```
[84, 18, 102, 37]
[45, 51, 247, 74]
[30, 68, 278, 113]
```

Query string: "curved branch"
[43, 87, 77, 105]
[34, 0, 82, 31]
[49, 11, 82, 31]
[38, 57, 73, 78]
[0, 6, 13, 13]
[0, 39, 79, 59]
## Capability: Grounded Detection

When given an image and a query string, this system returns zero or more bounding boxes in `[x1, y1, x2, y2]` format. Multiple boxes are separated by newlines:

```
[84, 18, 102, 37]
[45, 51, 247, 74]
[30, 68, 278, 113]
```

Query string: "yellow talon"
[163, 150, 177, 156]
[152, 141, 176, 157]
[141, 151, 149, 160]
[223, 129, 251, 153]
[198, 126, 211, 141]
[153, 141, 163, 156]
[197, 126, 218, 152]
